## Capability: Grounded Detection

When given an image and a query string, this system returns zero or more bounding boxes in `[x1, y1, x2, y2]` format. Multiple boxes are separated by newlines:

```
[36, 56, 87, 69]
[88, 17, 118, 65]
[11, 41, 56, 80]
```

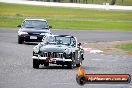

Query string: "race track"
[52, 29, 132, 42]
[0, 29, 132, 88]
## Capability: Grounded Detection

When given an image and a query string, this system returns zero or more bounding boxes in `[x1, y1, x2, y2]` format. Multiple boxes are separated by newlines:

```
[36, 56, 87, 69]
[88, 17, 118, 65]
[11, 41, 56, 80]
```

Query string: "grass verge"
[0, 3, 132, 30]
[115, 43, 132, 53]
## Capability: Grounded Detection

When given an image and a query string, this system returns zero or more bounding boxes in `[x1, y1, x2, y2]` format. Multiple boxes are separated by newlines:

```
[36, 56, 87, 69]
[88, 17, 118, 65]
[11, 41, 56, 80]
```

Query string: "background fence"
[29, 0, 132, 6]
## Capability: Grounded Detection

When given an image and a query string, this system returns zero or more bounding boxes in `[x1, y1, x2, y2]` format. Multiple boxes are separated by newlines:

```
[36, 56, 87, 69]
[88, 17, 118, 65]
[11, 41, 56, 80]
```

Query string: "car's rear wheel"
[18, 36, 23, 44]
[33, 59, 39, 69]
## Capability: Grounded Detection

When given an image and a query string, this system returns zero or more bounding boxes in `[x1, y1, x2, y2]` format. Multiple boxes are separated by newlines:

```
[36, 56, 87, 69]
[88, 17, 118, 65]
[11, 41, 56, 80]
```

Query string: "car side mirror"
[17, 25, 21, 27]
[49, 26, 52, 29]
[78, 43, 81, 46]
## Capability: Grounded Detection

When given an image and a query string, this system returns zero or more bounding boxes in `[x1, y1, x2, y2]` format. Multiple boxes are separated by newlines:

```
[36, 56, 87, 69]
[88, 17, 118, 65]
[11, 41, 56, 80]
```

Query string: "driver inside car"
[57, 39, 63, 44]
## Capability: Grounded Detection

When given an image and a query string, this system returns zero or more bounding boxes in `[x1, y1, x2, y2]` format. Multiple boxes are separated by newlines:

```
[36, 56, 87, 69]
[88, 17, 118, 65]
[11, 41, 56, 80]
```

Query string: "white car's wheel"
[67, 62, 74, 69]
[76, 62, 82, 67]
[33, 59, 39, 69]
[44, 62, 49, 67]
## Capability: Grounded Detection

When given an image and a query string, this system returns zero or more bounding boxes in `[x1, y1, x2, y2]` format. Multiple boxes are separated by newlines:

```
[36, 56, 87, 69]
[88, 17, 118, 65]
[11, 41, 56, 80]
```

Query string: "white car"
[32, 34, 84, 69]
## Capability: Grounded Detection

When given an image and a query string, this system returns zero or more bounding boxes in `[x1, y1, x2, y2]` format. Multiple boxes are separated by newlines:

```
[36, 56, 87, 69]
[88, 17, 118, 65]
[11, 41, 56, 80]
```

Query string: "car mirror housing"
[49, 26, 52, 29]
[78, 43, 81, 46]
[17, 25, 21, 27]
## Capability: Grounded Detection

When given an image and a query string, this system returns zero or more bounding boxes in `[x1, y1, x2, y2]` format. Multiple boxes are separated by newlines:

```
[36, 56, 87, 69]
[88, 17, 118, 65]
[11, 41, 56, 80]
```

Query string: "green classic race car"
[32, 34, 84, 69]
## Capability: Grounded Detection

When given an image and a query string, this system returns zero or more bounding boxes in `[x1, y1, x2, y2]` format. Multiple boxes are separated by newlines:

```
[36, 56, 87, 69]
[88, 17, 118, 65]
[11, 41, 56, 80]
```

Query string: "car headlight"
[33, 46, 39, 53]
[18, 31, 28, 35]
[64, 48, 71, 54]
[40, 33, 48, 36]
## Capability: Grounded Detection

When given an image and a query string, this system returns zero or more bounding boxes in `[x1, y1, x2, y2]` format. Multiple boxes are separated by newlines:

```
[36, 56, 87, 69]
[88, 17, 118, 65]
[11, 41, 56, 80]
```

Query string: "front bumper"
[32, 56, 72, 64]
[19, 35, 44, 42]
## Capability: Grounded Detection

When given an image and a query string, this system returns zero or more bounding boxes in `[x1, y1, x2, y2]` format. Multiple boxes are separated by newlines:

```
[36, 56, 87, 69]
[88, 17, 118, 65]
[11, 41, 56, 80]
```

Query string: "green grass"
[116, 43, 132, 52]
[0, 3, 132, 30]
[116, 0, 132, 6]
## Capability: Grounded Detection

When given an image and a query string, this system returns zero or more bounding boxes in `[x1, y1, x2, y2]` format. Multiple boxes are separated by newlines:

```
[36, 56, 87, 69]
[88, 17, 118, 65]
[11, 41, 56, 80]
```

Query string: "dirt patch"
[82, 41, 132, 57]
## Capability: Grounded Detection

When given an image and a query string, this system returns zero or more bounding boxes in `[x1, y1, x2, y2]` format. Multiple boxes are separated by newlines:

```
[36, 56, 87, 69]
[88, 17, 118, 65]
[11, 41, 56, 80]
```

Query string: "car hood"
[40, 45, 73, 52]
[19, 28, 50, 33]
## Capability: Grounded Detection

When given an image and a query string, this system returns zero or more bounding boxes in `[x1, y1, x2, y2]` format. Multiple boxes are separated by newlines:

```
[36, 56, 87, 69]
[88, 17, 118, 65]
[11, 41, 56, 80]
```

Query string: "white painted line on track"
[83, 48, 103, 54]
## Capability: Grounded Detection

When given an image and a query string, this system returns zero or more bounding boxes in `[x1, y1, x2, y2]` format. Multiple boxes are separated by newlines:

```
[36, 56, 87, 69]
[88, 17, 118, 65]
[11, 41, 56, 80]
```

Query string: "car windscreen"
[55, 36, 71, 45]
[44, 36, 76, 47]
[22, 20, 48, 29]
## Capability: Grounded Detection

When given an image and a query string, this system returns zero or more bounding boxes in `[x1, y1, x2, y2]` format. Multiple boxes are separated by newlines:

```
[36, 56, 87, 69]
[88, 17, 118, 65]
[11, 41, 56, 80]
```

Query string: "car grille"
[28, 33, 40, 35]
[41, 52, 64, 58]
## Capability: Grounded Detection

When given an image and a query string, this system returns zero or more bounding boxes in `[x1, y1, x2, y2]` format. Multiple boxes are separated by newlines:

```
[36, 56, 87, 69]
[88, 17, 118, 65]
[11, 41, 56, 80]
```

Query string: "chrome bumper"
[32, 56, 72, 62]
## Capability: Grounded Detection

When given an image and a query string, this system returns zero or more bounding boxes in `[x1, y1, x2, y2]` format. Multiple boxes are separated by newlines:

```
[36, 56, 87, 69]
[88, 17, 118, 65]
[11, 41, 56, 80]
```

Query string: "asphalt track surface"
[0, 29, 132, 88]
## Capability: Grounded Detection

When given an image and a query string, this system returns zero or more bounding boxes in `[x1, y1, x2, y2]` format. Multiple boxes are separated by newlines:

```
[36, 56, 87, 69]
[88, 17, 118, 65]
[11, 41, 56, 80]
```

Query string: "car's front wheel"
[18, 36, 23, 44]
[44, 62, 49, 67]
[67, 62, 74, 69]
[76, 62, 82, 67]
[33, 59, 39, 69]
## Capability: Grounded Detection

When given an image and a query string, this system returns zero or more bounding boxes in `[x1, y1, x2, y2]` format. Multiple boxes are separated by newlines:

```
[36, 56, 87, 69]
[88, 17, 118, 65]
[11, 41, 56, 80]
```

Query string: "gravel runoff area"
[0, 0, 132, 10]
[82, 40, 132, 57]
